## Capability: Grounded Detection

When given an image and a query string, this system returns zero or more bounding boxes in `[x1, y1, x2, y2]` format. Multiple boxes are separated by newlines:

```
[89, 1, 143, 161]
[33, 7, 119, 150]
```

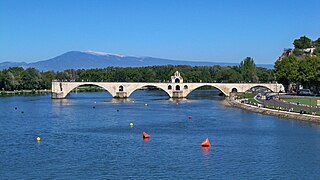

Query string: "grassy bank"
[234, 93, 320, 115]
[281, 97, 320, 107]
[237, 93, 260, 104]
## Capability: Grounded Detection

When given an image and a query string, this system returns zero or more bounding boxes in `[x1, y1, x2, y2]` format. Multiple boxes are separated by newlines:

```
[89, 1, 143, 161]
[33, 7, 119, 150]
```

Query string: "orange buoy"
[143, 132, 150, 139]
[188, 116, 192, 119]
[201, 138, 211, 147]
[145, 103, 149, 106]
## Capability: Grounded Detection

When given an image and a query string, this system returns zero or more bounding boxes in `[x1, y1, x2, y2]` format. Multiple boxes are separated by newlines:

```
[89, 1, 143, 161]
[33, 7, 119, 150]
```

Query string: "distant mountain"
[0, 50, 273, 71]
[0, 61, 28, 70]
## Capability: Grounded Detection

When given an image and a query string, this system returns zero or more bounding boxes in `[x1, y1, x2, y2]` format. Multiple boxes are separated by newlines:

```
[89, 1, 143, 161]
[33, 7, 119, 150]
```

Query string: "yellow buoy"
[130, 122, 134, 127]
[36, 137, 41, 141]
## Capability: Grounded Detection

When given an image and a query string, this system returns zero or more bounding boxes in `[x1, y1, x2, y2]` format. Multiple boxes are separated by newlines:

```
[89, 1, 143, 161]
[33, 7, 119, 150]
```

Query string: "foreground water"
[1, 90, 320, 179]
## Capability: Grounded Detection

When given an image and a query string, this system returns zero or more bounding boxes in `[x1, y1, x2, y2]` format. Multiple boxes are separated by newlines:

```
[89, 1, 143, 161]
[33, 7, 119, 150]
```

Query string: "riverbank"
[226, 96, 320, 123]
[0, 89, 50, 96]
[0, 86, 106, 96]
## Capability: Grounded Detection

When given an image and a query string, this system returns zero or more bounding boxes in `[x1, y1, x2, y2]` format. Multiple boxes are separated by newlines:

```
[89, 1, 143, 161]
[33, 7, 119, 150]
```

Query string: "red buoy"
[201, 138, 211, 147]
[188, 116, 192, 119]
[143, 132, 150, 139]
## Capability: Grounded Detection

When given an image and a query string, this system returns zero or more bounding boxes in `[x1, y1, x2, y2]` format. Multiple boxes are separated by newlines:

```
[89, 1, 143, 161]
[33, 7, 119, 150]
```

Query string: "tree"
[21, 68, 42, 90]
[239, 57, 258, 83]
[55, 71, 71, 81]
[200, 66, 213, 83]
[313, 47, 320, 56]
[215, 66, 242, 83]
[2, 71, 16, 90]
[274, 56, 299, 90]
[41, 71, 56, 89]
[313, 38, 320, 47]
[7, 67, 24, 90]
[293, 36, 312, 49]
[257, 68, 274, 83]
[296, 56, 320, 91]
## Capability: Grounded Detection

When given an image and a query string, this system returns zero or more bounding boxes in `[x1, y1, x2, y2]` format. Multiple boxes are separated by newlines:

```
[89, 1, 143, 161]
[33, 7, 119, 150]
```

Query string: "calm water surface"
[1, 90, 320, 179]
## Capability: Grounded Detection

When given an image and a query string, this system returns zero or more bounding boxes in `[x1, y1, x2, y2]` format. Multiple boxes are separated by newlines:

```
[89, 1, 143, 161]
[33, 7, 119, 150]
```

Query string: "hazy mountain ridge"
[0, 51, 273, 71]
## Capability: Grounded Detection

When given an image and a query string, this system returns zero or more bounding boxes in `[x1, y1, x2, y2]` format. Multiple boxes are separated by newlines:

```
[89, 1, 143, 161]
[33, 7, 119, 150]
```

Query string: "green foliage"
[21, 68, 42, 90]
[314, 47, 320, 56]
[239, 57, 258, 82]
[41, 71, 56, 89]
[275, 55, 320, 91]
[0, 67, 24, 90]
[215, 66, 242, 83]
[274, 56, 298, 87]
[293, 36, 312, 49]
[256, 67, 274, 83]
[281, 97, 320, 107]
[313, 38, 320, 47]
[275, 35, 320, 92]
[296, 56, 320, 87]
[55, 71, 70, 81]
[0, 61, 273, 91]
[292, 49, 304, 56]
[2, 71, 16, 91]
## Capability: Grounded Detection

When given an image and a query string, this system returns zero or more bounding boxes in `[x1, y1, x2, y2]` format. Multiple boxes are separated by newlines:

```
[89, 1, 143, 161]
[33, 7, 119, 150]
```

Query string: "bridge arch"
[127, 84, 171, 98]
[64, 83, 114, 98]
[244, 85, 274, 93]
[185, 84, 229, 97]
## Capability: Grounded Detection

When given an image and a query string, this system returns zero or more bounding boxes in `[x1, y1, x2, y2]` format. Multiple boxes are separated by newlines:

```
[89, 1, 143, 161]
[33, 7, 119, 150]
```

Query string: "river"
[1, 90, 320, 179]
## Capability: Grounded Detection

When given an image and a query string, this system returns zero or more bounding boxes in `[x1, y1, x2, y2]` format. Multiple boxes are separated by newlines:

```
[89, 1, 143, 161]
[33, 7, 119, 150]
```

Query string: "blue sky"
[0, 0, 319, 64]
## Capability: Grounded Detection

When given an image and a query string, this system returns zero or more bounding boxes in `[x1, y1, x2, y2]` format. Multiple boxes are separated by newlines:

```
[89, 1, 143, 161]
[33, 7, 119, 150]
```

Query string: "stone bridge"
[52, 71, 284, 99]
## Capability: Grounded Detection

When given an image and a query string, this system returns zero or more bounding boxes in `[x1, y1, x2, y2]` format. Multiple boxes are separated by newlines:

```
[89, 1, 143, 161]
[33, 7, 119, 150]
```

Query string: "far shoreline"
[0, 89, 50, 96]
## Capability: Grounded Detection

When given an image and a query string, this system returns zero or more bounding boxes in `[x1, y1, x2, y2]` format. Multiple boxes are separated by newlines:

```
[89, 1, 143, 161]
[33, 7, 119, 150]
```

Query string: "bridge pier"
[172, 91, 184, 98]
[115, 92, 128, 98]
[51, 92, 65, 99]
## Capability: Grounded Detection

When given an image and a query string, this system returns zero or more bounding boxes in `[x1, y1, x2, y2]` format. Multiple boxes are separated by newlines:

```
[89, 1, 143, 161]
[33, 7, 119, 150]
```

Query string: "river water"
[1, 90, 320, 179]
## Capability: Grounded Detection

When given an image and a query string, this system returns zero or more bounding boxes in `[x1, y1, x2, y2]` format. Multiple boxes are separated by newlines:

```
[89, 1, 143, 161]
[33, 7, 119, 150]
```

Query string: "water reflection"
[109, 98, 135, 103]
[201, 146, 210, 156]
[51, 99, 73, 106]
[168, 98, 189, 103]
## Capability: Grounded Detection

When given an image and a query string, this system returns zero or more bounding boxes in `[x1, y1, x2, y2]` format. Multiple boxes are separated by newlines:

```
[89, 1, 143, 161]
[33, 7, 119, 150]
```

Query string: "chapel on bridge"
[171, 71, 183, 83]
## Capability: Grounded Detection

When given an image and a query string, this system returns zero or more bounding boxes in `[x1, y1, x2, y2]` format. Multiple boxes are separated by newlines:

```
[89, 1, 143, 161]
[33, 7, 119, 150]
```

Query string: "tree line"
[0, 57, 274, 91]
